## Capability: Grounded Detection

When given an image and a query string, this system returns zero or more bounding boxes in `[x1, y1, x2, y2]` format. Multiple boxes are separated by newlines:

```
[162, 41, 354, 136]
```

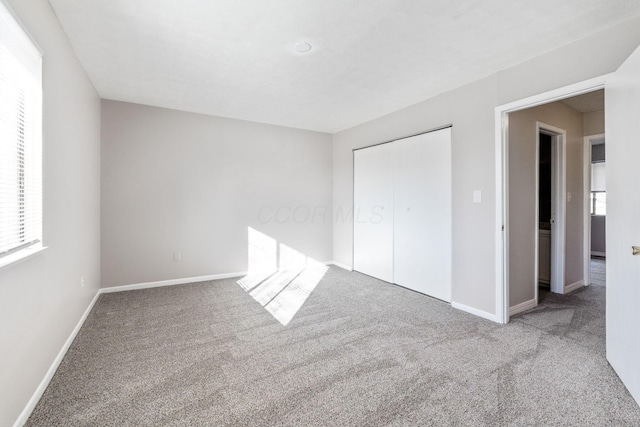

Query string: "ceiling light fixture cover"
[294, 42, 312, 53]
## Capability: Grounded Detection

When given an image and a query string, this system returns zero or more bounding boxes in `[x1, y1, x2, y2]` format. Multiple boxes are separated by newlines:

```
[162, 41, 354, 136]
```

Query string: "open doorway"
[538, 132, 552, 301]
[502, 88, 604, 320]
[495, 48, 640, 403]
[536, 125, 566, 305]
[537, 131, 553, 302]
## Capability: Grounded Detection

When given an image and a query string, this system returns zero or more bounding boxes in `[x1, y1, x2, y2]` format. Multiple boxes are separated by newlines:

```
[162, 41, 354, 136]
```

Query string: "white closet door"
[393, 128, 452, 301]
[353, 143, 394, 282]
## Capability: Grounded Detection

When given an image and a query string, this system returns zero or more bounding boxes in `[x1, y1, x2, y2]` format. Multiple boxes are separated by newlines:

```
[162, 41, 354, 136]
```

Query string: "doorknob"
[633, 246, 640, 255]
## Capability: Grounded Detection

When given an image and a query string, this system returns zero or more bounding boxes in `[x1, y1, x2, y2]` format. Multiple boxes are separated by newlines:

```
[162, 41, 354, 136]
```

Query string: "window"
[590, 161, 606, 215]
[0, 1, 43, 267]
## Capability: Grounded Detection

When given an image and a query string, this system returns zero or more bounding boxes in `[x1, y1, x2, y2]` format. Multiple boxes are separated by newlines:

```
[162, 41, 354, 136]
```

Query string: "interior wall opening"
[504, 88, 605, 321]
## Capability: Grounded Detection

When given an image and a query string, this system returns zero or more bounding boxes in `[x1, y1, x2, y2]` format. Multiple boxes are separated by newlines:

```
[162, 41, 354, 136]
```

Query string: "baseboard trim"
[13, 290, 102, 427]
[327, 261, 352, 271]
[591, 251, 606, 257]
[100, 272, 248, 294]
[509, 298, 537, 316]
[451, 301, 500, 323]
[565, 280, 585, 294]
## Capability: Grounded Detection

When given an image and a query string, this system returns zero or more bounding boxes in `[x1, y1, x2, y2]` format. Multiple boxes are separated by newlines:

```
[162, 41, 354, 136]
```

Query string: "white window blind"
[0, 2, 43, 259]
[591, 162, 606, 192]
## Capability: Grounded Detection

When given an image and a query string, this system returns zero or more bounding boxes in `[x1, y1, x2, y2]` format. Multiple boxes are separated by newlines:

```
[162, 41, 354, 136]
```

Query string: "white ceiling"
[47, 0, 640, 133]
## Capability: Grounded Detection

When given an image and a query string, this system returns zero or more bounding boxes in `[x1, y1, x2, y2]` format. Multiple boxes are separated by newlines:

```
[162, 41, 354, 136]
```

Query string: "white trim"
[509, 298, 537, 316]
[451, 301, 500, 323]
[591, 251, 606, 257]
[0, 0, 44, 55]
[495, 73, 612, 323]
[565, 279, 586, 293]
[584, 136, 592, 286]
[12, 290, 101, 427]
[327, 261, 352, 271]
[495, 108, 509, 324]
[538, 122, 567, 295]
[583, 133, 605, 287]
[100, 272, 248, 293]
[0, 244, 47, 271]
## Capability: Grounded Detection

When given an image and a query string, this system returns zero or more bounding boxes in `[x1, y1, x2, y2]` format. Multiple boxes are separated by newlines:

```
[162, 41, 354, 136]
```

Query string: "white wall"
[0, 0, 101, 425]
[101, 100, 333, 287]
[333, 16, 640, 316]
[508, 102, 584, 306]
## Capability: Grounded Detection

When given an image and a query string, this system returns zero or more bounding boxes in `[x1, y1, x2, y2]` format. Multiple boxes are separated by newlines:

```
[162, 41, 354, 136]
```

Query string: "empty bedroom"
[1, 0, 640, 426]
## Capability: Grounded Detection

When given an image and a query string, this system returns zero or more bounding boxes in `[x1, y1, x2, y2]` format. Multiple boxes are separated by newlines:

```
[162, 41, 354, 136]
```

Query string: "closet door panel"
[353, 143, 394, 282]
[393, 128, 452, 301]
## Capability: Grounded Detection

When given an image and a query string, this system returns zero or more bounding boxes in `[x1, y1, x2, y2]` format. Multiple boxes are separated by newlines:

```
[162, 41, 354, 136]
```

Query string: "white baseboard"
[100, 271, 247, 294]
[591, 251, 606, 257]
[13, 290, 102, 427]
[327, 261, 352, 271]
[509, 298, 537, 316]
[451, 301, 500, 323]
[565, 279, 585, 294]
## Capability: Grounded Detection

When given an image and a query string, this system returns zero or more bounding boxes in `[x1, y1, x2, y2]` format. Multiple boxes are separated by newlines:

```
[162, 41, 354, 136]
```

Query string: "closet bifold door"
[353, 143, 394, 283]
[393, 128, 452, 302]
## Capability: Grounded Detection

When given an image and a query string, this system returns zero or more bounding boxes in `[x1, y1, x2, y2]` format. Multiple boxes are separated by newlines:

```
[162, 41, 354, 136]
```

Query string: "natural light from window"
[591, 161, 606, 215]
[0, 2, 43, 267]
[237, 227, 328, 326]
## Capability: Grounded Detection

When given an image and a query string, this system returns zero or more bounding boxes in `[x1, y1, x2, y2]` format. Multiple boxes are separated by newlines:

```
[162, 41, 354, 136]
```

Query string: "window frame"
[590, 191, 606, 216]
[589, 160, 606, 216]
[0, 0, 45, 270]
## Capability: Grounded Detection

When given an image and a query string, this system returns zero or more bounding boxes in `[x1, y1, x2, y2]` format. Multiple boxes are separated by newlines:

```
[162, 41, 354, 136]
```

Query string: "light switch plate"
[473, 190, 482, 203]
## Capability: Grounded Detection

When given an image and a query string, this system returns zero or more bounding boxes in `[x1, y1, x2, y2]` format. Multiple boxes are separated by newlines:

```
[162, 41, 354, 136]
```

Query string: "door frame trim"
[494, 74, 612, 324]
[538, 122, 567, 296]
[583, 133, 606, 286]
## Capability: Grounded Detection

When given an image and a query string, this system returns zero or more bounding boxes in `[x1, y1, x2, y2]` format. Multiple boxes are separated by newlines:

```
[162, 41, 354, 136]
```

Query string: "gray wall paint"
[334, 77, 497, 314]
[592, 143, 606, 162]
[333, 17, 640, 315]
[592, 215, 606, 254]
[2, 9, 639, 424]
[508, 102, 584, 306]
[0, 0, 101, 425]
[101, 101, 333, 287]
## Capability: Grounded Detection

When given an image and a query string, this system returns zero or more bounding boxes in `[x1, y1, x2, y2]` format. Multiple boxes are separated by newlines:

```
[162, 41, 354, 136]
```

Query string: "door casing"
[495, 74, 612, 324]
[535, 123, 567, 301]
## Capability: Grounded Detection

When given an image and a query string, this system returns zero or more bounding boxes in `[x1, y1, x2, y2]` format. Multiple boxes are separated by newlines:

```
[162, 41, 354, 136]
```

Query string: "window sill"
[0, 244, 47, 271]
